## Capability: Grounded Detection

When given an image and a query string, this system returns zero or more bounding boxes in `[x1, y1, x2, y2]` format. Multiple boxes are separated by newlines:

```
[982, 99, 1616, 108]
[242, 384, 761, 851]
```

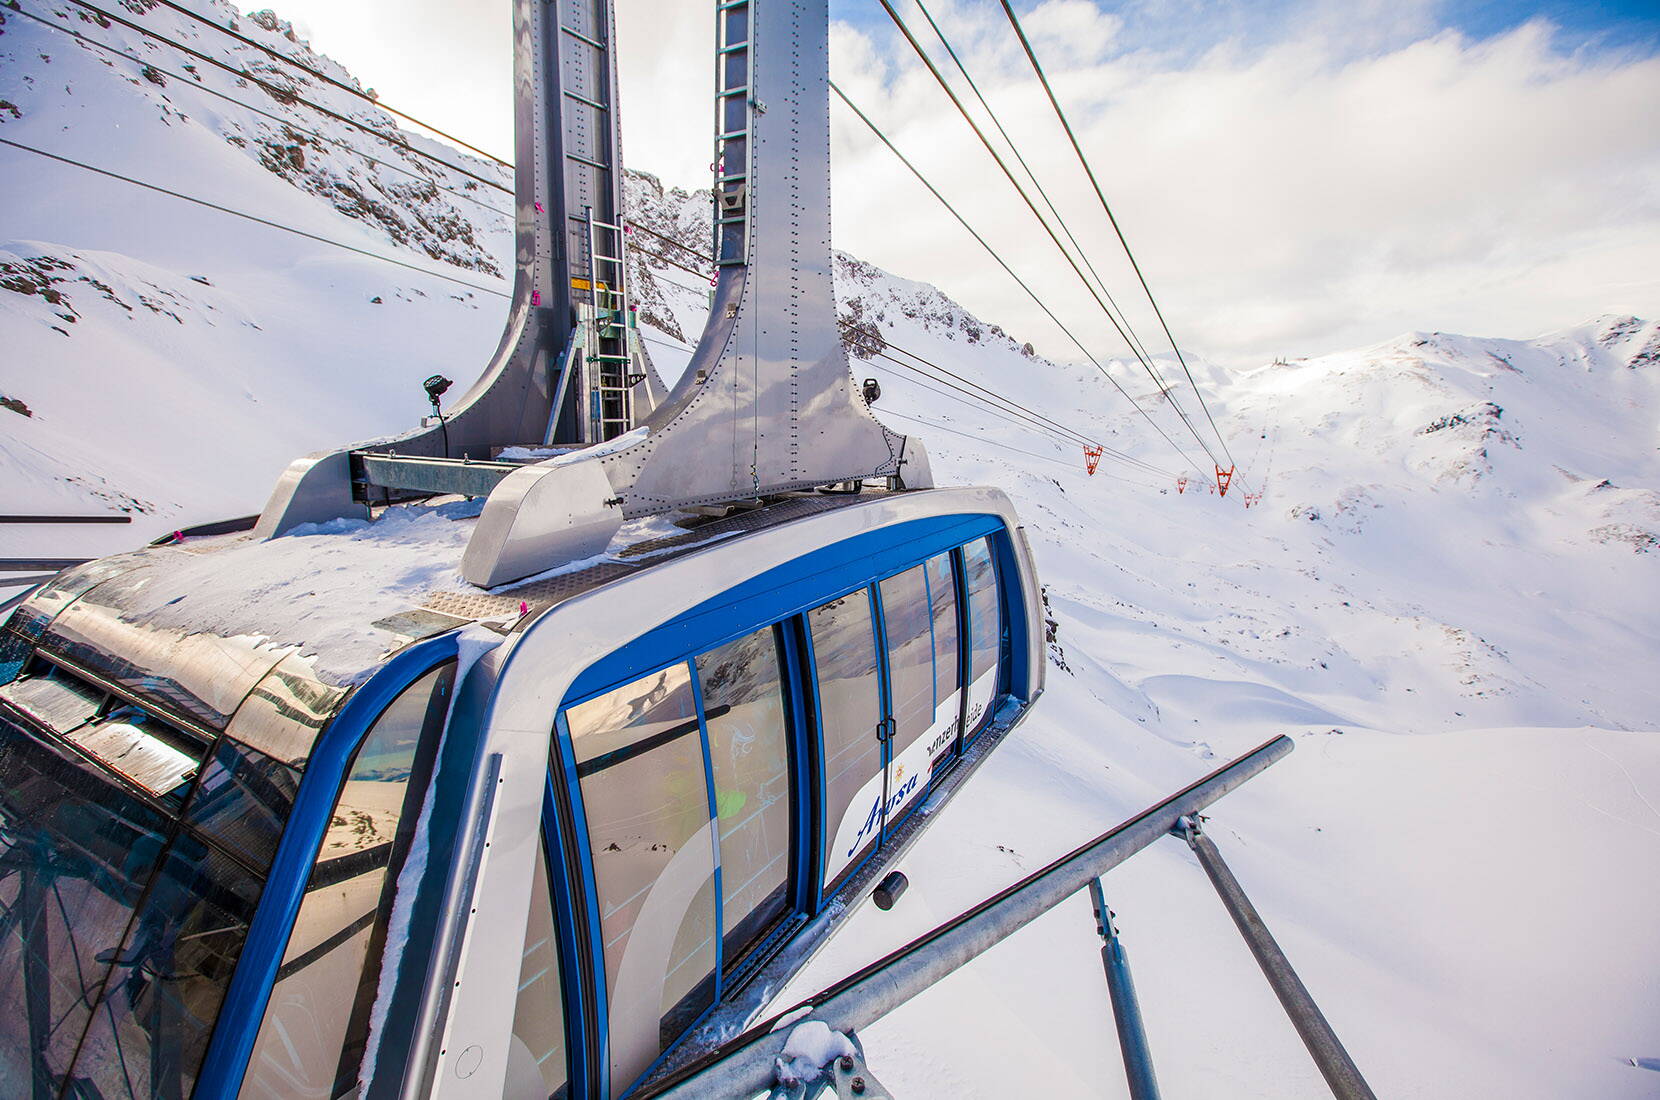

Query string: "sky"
[266, 0, 1660, 367]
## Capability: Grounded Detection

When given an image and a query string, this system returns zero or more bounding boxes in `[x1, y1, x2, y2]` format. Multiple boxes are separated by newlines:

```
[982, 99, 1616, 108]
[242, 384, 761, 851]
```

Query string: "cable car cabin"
[0, 486, 1042, 1099]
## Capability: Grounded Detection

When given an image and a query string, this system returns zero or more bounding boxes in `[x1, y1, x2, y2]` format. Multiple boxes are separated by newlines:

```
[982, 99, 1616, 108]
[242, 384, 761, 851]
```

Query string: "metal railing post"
[1178, 818, 1377, 1100]
[641, 736, 1293, 1099]
[1087, 880, 1161, 1100]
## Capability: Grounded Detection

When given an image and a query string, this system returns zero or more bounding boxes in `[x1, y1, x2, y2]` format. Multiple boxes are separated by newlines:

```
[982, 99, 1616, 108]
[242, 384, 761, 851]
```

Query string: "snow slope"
[4, 4, 1659, 1096]
[0, 0, 513, 557]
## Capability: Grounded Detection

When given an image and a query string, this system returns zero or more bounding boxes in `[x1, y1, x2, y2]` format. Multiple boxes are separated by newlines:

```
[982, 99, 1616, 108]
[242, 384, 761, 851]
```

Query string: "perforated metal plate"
[421, 491, 884, 623]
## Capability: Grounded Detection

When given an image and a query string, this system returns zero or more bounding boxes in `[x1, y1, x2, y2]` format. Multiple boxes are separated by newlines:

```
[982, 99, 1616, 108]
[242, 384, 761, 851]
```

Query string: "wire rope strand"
[146, 0, 512, 166]
[10, 3, 515, 221]
[872, 344, 1177, 478]
[623, 225, 1172, 473]
[0, 136, 513, 298]
[55, 0, 512, 196]
[878, 408, 1165, 488]
[831, 80, 1207, 478]
[998, 0, 1238, 473]
[869, 348, 1176, 479]
[627, 222, 714, 264]
[877, 0, 1221, 471]
[639, 306, 1178, 481]
[906, 0, 1162, 375]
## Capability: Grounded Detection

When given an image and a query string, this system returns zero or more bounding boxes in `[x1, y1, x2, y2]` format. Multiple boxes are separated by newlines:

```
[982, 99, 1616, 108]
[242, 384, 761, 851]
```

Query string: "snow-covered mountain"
[3, 4, 1659, 1097]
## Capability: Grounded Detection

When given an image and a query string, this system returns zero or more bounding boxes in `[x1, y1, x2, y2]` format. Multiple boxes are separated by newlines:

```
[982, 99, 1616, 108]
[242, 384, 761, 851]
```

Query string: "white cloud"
[825, 5, 1660, 365]
[262, 0, 1660, 365]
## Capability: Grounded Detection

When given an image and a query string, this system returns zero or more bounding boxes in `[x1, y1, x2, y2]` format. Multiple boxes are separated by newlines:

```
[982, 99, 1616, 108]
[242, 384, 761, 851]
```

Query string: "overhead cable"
[906, 0, 1161, 374]
[998, 0, 1238, 473]
[830, 80, 1208, 478]
[146, 0, 512, 166]
[55, 0, 511, 196]
[624, 223, 1162, 470]
[639, 332, 1156, 484]
[639, 309, 1176, 482]
[869, 346, 1175, 480]
[876, 0, 1222, 472]
[0, 137, 512, 298]
[878, 408, 1166, 488]
[11, 3, 514, 220]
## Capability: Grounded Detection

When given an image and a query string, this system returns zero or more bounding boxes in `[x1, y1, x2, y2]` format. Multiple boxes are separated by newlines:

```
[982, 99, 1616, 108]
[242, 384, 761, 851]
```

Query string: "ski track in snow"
[3, 4, 1660, 1096]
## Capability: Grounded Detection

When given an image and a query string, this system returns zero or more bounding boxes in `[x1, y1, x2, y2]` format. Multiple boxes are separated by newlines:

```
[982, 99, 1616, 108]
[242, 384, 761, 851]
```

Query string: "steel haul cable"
[640, 332, 1160, 485]
[9, 2, 515, 221]
[623, 221, 1167, 472]
[145, 0, 512, 166]
[637, 321, 1176, 483]
[627, 230, 1177, 478]
[998, 0, 1240, 477]
[831, 80, 1209, 479]
[52, 0, 511, 195]
[876, 0, 1223, 474]
[0, 136, 513, 298]
[905, 0, 1162, 376]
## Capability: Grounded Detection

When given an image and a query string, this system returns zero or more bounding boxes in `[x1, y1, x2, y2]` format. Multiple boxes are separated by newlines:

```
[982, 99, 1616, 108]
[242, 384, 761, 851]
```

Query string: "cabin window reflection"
[505, 841, 570, 1099]
[695, 626, 792, 968]
[567, 663, 717, 1089]
[925, 552, 961, 733]
[810, 591, 883, 890]
[241, 660, 454, 1100]
[879, 566, 934, 762]
[962, 537, 1002, 741]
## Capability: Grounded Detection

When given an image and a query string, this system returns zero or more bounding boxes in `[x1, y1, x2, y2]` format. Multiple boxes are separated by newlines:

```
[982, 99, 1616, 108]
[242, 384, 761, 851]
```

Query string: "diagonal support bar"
[641, 735, 1293, 1099]
[1179, 819, 1377, 1100]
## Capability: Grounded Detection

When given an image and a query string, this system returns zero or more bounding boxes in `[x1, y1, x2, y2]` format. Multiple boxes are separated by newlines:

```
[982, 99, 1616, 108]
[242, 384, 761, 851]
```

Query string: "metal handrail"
[644, 735, 1295, 1098]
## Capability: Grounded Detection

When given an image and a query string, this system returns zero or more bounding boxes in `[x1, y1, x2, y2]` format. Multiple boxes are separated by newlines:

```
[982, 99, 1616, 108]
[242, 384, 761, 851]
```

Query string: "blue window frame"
[550, 516, 1028, 1096]
[194, 634, 463, 1099]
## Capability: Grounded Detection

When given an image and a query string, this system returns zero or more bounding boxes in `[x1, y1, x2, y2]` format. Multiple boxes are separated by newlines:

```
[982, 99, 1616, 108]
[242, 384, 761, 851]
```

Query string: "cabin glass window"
[0, 649, 283, 1100]
[925, 553, 961, 719]
[810, 591, 884, 889]
[188, 734, 302, 872]
[879, 566, 934, 762]
[567, 663, 717, 1087]
[506, 841, 570, 1100]
[695, 626, 792, 968]
[963, 537, 1002, 740]
[0, 707, 259, 1098]
[241, 660, 454, 1100]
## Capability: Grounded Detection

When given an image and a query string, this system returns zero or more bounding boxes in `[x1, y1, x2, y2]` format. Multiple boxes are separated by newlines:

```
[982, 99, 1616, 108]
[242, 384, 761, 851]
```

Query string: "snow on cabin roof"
[23, 492, 889, 706]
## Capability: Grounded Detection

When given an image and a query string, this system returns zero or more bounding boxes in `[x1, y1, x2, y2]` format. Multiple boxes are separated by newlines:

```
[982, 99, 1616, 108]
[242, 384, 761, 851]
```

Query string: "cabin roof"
[10, 491, 894, 734]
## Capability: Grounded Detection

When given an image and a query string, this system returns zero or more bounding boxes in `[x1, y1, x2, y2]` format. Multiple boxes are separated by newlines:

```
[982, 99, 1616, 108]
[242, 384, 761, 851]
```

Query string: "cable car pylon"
[254, 0, 932, 587]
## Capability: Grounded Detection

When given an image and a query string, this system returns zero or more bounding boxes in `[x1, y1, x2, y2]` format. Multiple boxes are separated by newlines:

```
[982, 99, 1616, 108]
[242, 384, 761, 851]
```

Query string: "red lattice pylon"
[1082, 444, 1103, 475]
[1243, 490, 1264, 509]
[1176, 475, 1188, 493]
[1215, 464, 1235, 497]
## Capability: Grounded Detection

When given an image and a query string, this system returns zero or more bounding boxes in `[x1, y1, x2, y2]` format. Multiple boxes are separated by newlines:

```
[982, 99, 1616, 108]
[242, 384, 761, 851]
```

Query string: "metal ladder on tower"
[714, 0, 753, 268]
[581, 205, 636, 442]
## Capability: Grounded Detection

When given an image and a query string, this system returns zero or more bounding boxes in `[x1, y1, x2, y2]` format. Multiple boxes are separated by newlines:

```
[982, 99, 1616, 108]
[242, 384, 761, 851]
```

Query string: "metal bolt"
[850, 1076, 866, 1094]
[837, 1055, 854, 1073]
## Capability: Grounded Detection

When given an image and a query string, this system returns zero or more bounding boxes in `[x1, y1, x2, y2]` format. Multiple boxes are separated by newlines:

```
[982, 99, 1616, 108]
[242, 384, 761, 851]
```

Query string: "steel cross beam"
[641, 735, 1294, 1099]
